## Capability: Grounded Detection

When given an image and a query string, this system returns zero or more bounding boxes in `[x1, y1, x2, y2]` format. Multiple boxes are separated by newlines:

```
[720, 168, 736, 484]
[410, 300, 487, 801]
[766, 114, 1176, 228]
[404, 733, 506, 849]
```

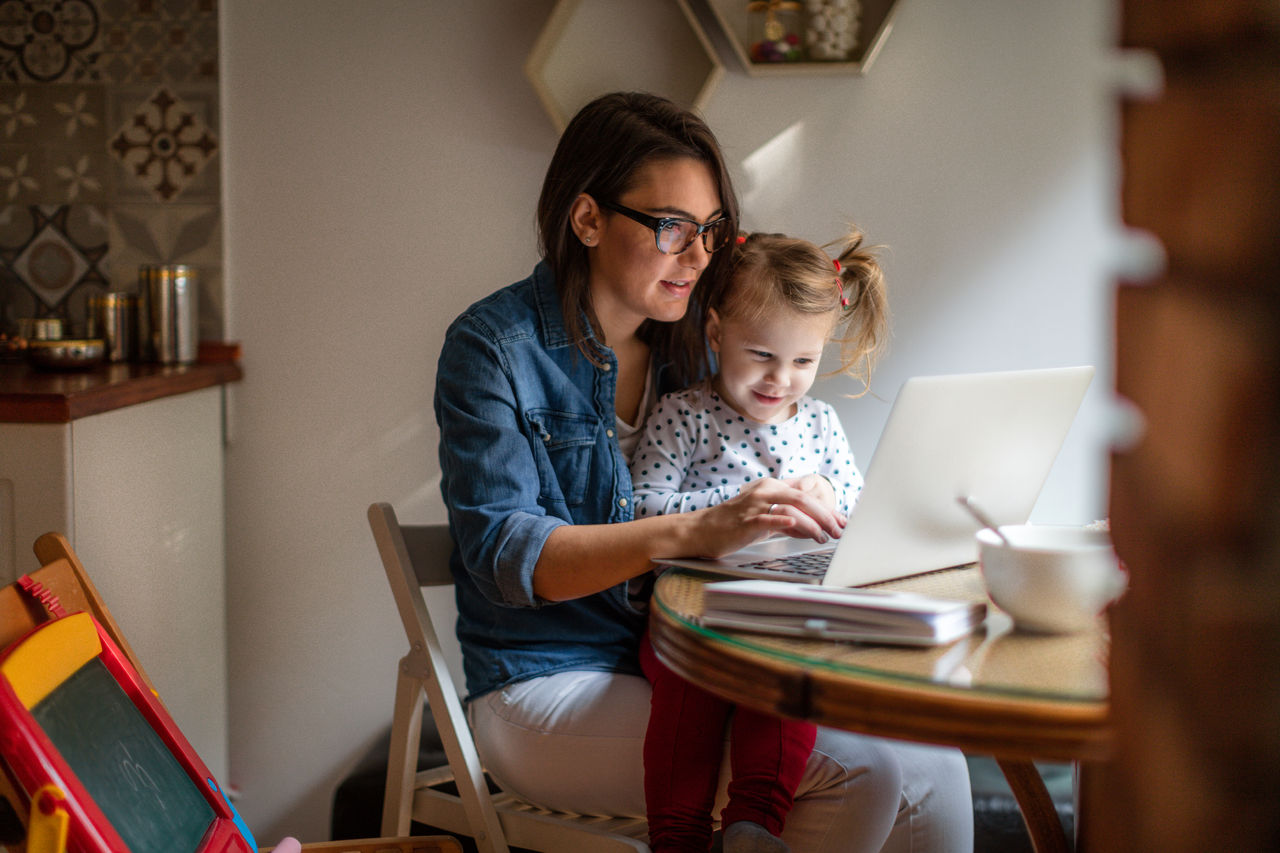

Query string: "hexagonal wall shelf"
[706, 0, 902, 76]
[525, 0, 724, 133]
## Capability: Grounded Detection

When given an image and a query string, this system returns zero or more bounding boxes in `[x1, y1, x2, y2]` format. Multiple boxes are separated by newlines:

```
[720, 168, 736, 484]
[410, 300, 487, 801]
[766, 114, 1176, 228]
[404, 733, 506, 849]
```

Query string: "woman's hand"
[536, 478, 845, 600]
[672, 478, 845, 560]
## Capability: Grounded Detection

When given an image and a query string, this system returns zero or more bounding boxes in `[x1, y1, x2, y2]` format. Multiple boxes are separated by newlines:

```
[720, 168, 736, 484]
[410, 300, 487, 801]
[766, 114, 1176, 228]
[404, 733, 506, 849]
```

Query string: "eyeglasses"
[599, 200, 732, 255]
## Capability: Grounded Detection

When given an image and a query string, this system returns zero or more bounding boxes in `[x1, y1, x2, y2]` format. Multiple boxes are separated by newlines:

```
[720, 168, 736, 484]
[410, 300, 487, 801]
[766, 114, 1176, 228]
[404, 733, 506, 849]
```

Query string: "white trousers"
[468, 670, 974, 852]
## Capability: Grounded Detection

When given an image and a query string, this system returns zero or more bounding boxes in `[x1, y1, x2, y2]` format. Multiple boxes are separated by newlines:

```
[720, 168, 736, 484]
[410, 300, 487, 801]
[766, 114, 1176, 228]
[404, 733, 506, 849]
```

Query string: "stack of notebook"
[700, 580, 987, 646]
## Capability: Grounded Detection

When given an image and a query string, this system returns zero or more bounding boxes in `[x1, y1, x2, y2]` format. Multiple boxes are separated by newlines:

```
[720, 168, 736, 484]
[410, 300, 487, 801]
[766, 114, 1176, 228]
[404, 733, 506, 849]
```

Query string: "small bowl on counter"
[25, 338, 107, 371]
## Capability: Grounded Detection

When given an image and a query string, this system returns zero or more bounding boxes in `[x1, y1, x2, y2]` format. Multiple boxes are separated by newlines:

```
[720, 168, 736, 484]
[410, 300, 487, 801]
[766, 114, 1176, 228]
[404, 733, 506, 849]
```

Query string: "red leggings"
[639, 631, 817, 852]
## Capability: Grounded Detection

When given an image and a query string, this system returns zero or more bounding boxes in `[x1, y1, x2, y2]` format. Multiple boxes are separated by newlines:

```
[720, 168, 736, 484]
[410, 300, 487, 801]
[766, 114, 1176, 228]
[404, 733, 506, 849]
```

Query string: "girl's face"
[579, 157, 723, 343]
[707, 305, 835, 424]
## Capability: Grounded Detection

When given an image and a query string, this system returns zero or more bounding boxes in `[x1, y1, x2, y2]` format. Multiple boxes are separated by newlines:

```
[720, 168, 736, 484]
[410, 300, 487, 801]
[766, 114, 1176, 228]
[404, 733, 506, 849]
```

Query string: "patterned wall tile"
[0, 85, 108, 205]
[0, 0, 103, 83]
[0, 88, 38, 141]
[108, 86, 217, 203]
[107, 201, 220, 339]
[0, 204, 108, 328]
[0, 0, 223, 340]
[106, 84, 218, 203]
[97, 0, 218, 84]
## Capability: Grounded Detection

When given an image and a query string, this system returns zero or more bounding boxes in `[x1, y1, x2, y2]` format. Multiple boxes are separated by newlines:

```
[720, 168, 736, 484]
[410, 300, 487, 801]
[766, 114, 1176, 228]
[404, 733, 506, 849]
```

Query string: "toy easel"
[0, 533, 460, 853]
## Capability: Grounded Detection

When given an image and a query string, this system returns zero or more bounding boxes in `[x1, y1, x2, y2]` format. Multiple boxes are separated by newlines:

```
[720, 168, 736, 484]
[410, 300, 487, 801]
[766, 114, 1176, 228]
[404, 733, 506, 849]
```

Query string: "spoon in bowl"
[956, 495, 1012, 547]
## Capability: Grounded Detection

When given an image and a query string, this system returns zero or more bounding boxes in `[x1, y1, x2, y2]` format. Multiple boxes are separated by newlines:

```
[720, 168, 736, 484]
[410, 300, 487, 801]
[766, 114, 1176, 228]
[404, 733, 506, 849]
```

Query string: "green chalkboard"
[32, 658, 216, 853]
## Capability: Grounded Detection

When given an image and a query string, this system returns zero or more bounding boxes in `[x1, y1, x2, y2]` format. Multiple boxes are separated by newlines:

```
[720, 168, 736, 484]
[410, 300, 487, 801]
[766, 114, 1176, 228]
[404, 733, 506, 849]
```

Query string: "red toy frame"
[0, 613, 254, 853]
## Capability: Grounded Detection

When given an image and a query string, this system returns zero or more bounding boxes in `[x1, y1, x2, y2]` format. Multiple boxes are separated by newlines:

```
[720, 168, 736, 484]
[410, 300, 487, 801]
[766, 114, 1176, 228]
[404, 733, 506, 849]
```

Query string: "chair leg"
[382, 667, 425, 837]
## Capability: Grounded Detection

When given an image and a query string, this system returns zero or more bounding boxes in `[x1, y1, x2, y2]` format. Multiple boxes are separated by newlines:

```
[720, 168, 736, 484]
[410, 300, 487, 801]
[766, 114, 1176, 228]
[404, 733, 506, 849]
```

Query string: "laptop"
[658, 365, 1095, 588]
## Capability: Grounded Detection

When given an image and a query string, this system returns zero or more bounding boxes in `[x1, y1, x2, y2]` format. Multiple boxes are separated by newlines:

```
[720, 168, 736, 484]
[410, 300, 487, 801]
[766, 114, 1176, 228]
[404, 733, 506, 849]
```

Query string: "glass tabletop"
[652, 566, 1109, 705]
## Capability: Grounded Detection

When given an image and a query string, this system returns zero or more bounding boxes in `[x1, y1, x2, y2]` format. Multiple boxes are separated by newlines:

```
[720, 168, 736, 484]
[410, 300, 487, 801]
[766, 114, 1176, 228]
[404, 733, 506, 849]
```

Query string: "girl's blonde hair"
[710, 227, 890, 396]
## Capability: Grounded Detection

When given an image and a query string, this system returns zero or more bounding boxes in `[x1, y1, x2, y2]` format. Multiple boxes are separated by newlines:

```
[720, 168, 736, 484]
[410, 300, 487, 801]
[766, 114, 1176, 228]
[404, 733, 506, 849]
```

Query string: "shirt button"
[542, 433, 551, 442]
[602, 363, 612, 372]
[618, 497, 628, 508]
[606, 428, 615, 438]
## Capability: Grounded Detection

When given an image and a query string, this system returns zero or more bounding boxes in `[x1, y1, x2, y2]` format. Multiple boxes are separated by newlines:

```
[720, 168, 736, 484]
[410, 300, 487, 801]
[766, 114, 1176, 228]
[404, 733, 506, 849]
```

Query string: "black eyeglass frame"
[599, 200, 731, 255]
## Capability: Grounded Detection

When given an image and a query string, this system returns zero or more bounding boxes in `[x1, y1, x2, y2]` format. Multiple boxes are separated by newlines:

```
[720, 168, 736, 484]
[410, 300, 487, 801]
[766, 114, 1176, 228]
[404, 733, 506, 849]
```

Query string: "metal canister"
[17, 317, 63, 341]
[140, 265, 198, 364]
[88, 292, 139, 362]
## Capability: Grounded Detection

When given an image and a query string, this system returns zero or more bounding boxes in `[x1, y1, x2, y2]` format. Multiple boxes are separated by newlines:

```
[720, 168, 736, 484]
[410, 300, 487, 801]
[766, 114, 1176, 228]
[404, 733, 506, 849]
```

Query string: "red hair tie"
[833, 258, 849, 307]
[735, 234, 747, 244]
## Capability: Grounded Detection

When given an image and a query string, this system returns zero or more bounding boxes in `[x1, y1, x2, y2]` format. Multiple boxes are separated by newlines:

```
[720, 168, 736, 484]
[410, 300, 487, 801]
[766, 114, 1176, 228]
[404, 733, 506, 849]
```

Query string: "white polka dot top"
[629, 383, 864, 519]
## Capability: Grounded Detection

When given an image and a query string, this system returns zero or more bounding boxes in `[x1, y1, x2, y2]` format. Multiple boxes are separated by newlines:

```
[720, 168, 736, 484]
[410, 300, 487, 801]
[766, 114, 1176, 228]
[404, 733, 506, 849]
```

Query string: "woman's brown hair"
[536, 92, 739, 388]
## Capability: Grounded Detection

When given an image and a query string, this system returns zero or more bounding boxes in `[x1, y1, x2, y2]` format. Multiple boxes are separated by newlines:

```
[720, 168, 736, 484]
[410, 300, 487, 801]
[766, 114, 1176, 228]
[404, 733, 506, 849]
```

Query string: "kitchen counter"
[0, 345, 242, 778]
[0, 358, 242, 423]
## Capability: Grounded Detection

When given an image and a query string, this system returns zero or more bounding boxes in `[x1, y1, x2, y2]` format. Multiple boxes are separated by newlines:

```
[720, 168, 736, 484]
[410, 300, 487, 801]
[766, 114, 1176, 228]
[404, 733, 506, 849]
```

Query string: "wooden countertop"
[0, 358, 243, 424]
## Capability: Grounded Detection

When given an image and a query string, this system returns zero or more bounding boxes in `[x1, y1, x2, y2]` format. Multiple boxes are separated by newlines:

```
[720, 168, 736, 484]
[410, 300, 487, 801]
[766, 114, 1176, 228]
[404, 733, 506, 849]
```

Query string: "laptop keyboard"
[738, 550, 832, 578]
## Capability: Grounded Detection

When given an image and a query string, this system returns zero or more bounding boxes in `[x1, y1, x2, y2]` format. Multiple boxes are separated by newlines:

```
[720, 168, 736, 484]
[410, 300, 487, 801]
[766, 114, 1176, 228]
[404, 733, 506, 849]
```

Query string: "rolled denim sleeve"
[435, 312, 564, 608]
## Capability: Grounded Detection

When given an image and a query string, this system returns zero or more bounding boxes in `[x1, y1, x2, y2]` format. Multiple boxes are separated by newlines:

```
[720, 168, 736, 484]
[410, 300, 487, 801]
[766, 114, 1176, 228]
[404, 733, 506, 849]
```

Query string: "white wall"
[220, 0, 1117, 841]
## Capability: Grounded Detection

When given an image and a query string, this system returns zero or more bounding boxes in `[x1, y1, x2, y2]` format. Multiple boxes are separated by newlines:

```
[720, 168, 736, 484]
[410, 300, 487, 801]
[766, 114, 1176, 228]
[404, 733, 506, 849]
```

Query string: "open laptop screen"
[656, 365, 1095, 588]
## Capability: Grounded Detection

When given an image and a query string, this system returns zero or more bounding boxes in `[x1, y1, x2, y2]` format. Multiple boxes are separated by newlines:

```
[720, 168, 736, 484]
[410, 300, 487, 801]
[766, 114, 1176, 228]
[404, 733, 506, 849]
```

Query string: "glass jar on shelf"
[804, 0, 860, 61]
[747, 1, 804, 63]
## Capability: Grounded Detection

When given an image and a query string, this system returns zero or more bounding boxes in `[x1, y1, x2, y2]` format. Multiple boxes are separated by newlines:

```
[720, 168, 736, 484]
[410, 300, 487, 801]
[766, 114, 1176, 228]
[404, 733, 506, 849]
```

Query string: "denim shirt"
[435, 262, 654, 700]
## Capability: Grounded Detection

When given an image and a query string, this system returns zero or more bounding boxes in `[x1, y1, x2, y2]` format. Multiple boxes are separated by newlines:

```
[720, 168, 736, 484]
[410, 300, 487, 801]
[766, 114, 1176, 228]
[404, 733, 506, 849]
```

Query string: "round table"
[648, 566, 1112, 853]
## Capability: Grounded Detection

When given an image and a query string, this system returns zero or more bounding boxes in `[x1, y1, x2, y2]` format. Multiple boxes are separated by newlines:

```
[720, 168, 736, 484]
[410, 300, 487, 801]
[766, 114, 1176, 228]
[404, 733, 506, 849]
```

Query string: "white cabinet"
[0, 385, 230, 780]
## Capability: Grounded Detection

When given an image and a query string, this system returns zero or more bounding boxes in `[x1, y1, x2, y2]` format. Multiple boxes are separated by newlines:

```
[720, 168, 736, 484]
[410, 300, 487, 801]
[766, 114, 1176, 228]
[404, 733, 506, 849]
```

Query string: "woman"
[434, 91, 973, 852]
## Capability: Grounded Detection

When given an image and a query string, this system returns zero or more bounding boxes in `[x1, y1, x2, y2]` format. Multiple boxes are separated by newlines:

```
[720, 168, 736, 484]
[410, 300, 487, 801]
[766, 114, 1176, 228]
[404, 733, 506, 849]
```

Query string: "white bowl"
[977, 525, 1126, 634]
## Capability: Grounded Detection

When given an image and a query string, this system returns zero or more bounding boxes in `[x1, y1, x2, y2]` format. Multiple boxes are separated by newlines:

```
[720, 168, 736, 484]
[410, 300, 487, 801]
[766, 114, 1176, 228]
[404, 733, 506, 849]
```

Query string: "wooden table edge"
[649, 595, 1113, 764]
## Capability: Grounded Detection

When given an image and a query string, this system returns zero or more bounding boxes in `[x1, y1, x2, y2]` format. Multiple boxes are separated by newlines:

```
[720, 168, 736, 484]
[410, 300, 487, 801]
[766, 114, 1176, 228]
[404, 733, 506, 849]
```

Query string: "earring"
[583, 234, 595, 245]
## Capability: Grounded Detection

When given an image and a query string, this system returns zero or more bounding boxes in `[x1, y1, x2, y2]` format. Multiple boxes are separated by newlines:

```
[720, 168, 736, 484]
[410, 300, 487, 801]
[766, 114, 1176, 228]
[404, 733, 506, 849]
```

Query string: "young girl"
[631, 228, 890, 853]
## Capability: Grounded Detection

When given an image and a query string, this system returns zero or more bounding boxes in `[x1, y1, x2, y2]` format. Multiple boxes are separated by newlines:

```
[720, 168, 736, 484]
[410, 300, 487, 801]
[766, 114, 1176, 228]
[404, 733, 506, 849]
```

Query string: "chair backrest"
[367, 502, 511, 852]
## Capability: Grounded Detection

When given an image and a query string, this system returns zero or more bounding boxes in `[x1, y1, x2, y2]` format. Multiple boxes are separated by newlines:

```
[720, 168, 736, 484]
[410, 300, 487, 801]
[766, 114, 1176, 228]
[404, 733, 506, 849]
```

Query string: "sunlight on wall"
[741, 120, 807, 220]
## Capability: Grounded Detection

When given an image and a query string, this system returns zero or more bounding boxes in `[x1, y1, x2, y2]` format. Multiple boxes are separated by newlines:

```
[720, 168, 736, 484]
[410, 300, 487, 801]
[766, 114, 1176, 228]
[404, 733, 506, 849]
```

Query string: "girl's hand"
[783, 473, 840, 513]
[682, 478, 844, 559]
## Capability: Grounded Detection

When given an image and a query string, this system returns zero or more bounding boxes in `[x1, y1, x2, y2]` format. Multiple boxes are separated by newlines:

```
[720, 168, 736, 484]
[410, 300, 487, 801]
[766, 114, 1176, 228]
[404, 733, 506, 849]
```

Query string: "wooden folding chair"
[0, 531, 461, 853]
[368, 502, 650, 853]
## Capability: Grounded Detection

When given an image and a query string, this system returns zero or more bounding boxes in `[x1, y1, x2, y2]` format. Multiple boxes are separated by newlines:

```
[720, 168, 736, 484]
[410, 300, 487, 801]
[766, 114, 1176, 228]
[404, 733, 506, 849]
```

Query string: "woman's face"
[583, 157, 723, 342]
